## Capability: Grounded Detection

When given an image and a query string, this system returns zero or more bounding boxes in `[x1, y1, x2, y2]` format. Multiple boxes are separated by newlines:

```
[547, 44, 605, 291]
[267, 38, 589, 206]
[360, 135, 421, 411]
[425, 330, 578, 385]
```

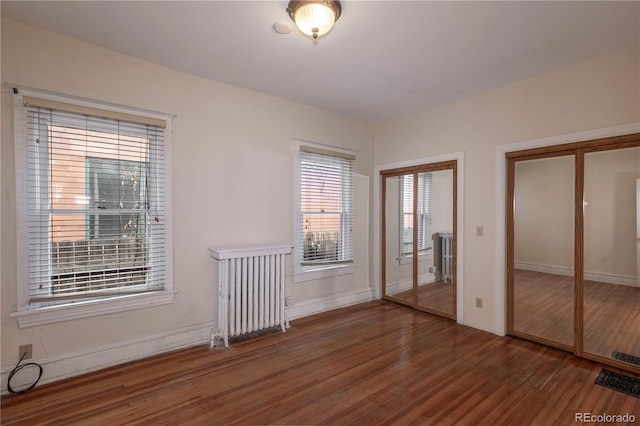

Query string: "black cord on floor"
[7, 352, 43, 395]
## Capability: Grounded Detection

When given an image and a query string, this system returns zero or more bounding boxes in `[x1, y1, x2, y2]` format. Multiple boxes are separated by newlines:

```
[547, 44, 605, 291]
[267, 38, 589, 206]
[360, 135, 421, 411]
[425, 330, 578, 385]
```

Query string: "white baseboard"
[515, 262, 638, 286]
[1, 321, 215, 395]
[285, 288, 374, 320]
[515, 262, 573, 277]
[384, 274, 435, 295]
[584, 271, 637, 287]
[2, 288, 375, 395]
[385, 279, 412, 294]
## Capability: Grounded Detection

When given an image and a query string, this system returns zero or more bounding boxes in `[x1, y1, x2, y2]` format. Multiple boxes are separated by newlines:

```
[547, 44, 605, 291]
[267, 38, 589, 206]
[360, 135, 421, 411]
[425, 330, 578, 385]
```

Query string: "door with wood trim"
[582, 146, 640, 368]
[506, 132, 640, 375]
[382, 161, 457, 319]
[507, 152, 575, 351]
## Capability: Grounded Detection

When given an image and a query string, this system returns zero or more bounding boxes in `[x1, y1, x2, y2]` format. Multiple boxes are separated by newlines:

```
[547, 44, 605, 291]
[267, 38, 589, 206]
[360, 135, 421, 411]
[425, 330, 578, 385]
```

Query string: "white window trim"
[398, 252, 433, 265]
[292, 139, 356, 283]
[10, 86, 175, 328]
[9, 291, 178, 328]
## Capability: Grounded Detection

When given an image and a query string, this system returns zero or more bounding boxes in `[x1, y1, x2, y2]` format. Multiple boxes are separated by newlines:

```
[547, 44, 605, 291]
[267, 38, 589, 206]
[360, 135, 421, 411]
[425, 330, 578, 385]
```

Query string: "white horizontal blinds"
[299, 146, 354, 266]
[401, 172, 432, 256]
[417, 172, 433, 253]
[23, 96, 166, 128]
[400, 174, 414, 256]
[25, 102, 166, 304]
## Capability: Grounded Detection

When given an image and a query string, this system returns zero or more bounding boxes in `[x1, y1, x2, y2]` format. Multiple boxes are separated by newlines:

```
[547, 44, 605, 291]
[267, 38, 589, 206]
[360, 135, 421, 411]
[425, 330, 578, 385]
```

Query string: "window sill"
[293, 264, 354, 283]
[398, 253, 433, 265]
[10, 290, 177, 328]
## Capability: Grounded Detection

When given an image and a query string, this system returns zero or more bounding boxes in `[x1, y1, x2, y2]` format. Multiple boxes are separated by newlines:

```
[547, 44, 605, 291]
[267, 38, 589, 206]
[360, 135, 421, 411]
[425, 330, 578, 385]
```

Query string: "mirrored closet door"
[583, 146, 640, 368]
[508, 153, 575, 350]
[384, 173, 415, 305]
[507, 133, 640, 375]
[382, 161, 456, 319]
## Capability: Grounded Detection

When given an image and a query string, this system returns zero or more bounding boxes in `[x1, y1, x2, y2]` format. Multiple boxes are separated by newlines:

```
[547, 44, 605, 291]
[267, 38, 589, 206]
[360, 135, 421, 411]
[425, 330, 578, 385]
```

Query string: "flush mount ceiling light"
[286, 0, 342, 40]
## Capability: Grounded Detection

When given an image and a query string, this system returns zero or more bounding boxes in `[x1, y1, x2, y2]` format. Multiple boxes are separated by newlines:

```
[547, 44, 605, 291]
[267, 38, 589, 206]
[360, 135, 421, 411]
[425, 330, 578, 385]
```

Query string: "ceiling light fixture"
[286, 1, 342, 40]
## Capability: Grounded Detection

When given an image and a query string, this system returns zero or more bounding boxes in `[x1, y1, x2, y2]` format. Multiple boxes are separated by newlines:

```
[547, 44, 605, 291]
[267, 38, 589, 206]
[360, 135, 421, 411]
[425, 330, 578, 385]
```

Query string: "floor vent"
[594, 369, 640, 398]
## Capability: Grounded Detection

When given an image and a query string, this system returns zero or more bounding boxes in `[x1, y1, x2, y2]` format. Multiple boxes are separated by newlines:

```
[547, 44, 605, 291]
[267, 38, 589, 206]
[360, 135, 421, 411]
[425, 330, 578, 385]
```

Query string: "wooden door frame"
[505, 132, 640, 374]
[381, 160, 458, 320]
[506, 148, 576, 354]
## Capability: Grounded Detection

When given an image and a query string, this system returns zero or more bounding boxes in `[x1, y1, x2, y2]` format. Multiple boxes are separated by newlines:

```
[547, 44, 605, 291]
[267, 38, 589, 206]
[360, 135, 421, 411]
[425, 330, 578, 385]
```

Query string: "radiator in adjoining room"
[209, 245, 292, 347]
[436, 232, 453, 283]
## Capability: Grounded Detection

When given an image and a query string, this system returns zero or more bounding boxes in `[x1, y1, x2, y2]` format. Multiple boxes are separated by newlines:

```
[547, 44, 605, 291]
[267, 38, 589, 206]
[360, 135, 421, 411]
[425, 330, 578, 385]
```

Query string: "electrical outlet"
[476, 226, 484, 237]
[19, 344, 32, 360]
[475, 297, 483, 308]
[285, 296, 295, 307]
[429, 266, 436, 273]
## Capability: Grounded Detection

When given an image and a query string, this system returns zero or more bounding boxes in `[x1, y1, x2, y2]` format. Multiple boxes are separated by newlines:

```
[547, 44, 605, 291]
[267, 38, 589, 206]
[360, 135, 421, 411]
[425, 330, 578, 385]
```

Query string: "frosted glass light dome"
[287, 1, 342, 39]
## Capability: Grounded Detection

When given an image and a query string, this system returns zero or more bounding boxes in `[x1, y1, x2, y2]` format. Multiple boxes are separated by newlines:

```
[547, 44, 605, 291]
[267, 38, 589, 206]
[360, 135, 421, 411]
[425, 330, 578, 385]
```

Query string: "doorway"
[381, 161, 457, 319]
[507, 133, 640, 374]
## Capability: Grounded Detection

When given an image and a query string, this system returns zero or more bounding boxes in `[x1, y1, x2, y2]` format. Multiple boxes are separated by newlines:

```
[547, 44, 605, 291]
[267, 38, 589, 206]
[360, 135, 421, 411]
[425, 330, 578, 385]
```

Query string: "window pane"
[86, 157, 148, 240]
[25, 103, 165, 304]
[400, 173, 432, 256]
[299, 148, 354, 266]
[87, 157, 147, 210]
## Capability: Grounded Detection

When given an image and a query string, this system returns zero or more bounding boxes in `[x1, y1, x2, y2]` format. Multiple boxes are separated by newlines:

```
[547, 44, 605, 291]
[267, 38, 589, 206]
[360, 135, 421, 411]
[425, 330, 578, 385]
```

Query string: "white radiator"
[209, 245, 292, 347]
[438, 232, 453, 283]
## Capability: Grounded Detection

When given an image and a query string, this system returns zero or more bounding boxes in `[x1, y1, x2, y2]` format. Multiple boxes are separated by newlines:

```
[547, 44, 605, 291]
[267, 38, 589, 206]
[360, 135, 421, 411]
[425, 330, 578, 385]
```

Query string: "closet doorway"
[507, 133, 640, 374]
[381, 161, 457, 319]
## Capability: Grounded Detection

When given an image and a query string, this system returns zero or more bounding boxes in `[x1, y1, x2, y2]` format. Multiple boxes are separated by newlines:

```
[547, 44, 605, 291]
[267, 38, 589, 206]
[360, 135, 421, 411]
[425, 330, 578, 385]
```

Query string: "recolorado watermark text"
[575, 412, 636, 423]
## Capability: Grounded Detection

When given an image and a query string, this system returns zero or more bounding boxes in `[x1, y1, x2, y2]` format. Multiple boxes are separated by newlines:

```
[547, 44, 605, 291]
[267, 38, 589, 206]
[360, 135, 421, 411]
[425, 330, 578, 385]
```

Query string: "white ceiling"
[2, 1, 639, 124]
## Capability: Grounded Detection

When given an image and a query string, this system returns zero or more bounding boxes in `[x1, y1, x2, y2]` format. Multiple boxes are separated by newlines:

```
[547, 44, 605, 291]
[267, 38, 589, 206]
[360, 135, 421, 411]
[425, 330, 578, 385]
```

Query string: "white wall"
[375, 45, 640, 333]
[514, 149, 640, 286]
[431, 169, 454, 236]
[584, 147, 640, 282]
[0, 19, 375, 387]
[2, 16, 639, 389]
[514, 156, 575, 272]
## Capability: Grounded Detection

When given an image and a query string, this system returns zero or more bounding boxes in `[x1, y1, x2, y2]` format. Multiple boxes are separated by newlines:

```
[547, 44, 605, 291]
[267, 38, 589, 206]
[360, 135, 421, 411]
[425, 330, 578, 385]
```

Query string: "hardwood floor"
[388, 280, 454, 314]
[584, 279, 640, 360]
[2, 301, 639, 425]
[513, 269, 574, 346]
[514, 269, 640, 364]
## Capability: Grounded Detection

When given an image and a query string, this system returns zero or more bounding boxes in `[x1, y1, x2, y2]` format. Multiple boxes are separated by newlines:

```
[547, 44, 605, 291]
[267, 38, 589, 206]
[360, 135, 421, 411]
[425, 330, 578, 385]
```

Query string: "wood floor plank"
[2, 301, 638, 425]
[513, 268, 640, 368]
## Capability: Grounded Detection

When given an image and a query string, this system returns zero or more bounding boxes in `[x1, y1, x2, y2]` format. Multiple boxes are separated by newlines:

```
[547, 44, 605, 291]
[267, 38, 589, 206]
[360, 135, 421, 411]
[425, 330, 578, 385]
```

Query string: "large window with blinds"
[296, 143, 355, 273]
[15, 92, 170, 314]
[400, 173, 433, 258]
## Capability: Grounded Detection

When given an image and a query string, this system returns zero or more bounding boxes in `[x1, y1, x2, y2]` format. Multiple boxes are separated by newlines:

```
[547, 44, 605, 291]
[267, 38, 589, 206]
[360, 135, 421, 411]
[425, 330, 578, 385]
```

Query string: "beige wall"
[514, 149, 640, 285]
[584, 147, 640, 280]
[2, 15, 639, 384]
[431, 169, 454, 236]
[375, 45, 640, 333]
[1, 19, 375, 369]
[514, 156, 575, 271]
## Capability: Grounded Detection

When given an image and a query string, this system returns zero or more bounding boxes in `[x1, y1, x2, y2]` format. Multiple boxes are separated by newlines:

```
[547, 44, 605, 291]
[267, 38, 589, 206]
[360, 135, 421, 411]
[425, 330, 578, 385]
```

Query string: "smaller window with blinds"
[400, 172, 433, 259]
[17, 93, 169, 309]
[296, 143, 355, 272]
